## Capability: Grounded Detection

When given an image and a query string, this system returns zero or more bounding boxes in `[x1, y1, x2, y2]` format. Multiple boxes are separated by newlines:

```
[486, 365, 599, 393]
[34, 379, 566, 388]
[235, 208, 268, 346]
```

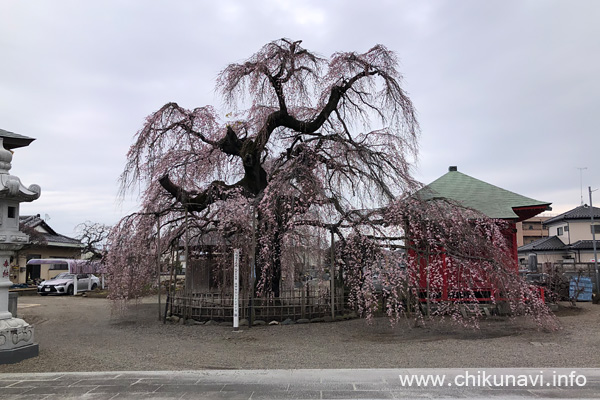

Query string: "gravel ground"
[1, 294, 598, 373]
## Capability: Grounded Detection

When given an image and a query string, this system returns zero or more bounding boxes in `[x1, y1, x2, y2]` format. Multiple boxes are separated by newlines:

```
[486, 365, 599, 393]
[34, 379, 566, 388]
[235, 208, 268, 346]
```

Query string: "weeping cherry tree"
[107, 39, 555, 328]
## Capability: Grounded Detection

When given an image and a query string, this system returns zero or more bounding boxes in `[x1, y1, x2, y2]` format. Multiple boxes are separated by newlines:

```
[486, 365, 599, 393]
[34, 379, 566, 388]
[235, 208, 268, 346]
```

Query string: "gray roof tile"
[569, 240, 600, 251]
[519, 236, 599, 253]
[518, 236, 566, 252]
[544, 205, 600, 225]
[20, 215, 82, 246]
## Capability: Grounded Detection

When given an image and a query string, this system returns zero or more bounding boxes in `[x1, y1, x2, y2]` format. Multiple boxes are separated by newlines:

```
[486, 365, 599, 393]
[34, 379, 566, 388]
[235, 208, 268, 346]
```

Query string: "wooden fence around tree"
[171, 283, 348, 322]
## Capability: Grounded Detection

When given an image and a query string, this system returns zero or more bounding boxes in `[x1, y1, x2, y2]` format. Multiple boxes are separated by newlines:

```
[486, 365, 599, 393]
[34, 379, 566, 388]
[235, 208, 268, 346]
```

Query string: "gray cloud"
[2, 0, 599, 235]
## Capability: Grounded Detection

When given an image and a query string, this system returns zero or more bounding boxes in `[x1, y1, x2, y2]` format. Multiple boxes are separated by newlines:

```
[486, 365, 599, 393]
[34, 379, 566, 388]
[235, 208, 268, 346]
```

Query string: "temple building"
[412, 166, 551, 303]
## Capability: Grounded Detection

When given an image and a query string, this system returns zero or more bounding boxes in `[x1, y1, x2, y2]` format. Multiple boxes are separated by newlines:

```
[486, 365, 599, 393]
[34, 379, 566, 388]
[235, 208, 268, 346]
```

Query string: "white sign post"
[233, 248, 240, 331]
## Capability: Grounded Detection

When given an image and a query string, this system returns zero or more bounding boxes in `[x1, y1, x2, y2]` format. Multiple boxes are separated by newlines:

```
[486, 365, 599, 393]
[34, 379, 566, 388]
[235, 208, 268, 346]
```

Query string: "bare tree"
[76, 221, 110, 261]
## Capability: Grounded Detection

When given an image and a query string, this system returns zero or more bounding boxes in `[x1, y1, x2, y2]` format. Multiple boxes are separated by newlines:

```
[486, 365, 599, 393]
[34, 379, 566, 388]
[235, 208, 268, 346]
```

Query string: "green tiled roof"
[416, 168, 551, 219]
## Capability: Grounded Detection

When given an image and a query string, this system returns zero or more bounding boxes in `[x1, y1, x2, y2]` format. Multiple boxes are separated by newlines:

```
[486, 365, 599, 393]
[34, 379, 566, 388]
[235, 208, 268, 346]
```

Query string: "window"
[564, 225, 569, 232]
[557, 227, 564, 236]
[7, 206, 15, 219]
[592, 225, 600, 234]
[50, 257, 69, 270]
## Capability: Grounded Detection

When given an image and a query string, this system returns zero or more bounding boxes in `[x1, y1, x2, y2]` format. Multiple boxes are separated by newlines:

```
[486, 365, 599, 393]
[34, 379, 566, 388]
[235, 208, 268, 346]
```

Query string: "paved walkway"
[1, 369, 599, 399]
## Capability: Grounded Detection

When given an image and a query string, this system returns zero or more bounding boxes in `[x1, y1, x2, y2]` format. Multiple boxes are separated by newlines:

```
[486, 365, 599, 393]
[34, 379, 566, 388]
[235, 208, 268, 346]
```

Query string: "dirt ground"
[1, 294, 599, 373]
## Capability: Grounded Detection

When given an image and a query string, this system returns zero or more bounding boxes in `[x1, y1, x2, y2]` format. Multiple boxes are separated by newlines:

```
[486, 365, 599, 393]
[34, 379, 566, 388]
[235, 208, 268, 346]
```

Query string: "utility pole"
[589, 187, 599, 294]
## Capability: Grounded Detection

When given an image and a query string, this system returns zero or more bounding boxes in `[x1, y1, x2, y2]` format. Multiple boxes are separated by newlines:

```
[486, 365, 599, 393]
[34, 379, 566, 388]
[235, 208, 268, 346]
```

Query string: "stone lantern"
[0, 129, 41, 364]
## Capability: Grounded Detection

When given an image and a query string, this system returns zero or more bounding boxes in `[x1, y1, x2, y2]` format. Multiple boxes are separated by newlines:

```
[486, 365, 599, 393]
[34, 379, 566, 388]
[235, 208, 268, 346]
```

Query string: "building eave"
[46, 241, 84, 249]
[0, 128, 35, 149]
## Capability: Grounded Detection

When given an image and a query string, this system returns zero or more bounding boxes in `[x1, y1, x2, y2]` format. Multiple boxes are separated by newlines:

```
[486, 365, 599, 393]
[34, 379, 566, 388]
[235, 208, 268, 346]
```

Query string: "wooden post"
[156, 213, 162, 321]
[184, 206, 190, 296]
[425, 247, 430, 318]
[301, 282, 305, 319]
[169, 249, 177, 318]
[330, 229, 335, 319]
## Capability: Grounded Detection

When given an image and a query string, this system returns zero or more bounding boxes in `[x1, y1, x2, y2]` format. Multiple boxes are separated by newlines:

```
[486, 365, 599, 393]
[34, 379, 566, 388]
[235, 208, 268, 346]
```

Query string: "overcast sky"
[1, 0, 599, 236]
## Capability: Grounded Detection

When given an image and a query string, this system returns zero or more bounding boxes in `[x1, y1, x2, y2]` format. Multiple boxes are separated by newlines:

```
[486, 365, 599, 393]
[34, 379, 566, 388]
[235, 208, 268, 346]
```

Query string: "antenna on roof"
[577, 167, 587, 205]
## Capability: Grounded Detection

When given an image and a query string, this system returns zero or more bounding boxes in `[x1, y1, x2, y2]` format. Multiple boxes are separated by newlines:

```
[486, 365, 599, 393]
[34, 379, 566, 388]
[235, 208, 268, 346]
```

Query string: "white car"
[37, 272, 100, 296]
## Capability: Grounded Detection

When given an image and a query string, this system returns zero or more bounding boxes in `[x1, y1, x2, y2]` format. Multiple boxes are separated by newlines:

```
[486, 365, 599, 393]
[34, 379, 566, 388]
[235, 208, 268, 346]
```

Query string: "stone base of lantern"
[0, 317, 38, 364]
[0, 343, 39, 364]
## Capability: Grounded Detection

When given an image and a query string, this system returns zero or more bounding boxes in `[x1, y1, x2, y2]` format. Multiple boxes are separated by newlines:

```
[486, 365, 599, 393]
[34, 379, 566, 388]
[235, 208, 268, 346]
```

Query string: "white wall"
[548, 220, 599, 244]
[549, 223, 570, 244]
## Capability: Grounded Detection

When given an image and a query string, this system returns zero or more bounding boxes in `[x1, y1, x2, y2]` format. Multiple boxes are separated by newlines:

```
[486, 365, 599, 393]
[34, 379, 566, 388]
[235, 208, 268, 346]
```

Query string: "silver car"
[37, 272, 100, 296]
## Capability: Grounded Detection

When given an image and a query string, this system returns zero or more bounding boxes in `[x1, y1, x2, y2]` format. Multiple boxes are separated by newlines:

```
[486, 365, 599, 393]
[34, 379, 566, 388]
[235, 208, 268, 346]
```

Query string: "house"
[12, 215, 83, 284]
[516, 216, 550, 247]
[413, 166, 551, 302]
[518, 204, 600, 264]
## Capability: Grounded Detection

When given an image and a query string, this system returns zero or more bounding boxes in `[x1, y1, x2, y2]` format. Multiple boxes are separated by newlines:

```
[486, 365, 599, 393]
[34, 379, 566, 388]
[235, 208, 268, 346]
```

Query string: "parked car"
[37, 272, 100, 296]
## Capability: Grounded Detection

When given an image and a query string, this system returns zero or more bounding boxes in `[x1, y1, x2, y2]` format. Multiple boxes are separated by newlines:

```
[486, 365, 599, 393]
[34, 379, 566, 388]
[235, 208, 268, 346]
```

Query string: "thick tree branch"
[158, 175, 243, 213]
[217, 126, 244, 156]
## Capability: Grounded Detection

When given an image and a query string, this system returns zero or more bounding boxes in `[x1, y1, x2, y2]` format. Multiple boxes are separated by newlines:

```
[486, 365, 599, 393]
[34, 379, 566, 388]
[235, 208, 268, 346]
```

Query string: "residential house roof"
[569, 240, 599, 251]
[518, 236, 567, 252]
[20, 215, 82, 248]
[543, 205, 600, 226]
[519, 237, 598, 253]
[416, 167, 551, 220]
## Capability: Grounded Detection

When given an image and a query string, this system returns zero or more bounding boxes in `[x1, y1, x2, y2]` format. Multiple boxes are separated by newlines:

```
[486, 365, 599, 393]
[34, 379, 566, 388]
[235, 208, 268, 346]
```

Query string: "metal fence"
[534, 262, 599, 300]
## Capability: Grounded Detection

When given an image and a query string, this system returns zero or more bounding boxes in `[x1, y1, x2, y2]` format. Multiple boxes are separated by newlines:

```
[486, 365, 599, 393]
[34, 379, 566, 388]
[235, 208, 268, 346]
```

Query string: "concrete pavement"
[1, 369, 599, 399]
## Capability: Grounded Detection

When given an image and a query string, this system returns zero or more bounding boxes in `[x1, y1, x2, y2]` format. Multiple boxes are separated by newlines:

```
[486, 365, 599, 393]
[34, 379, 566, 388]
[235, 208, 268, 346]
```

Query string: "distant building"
[518, 205, 600, 264]
[516, 216, 550, 247]
[12, 215, 83, 284]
